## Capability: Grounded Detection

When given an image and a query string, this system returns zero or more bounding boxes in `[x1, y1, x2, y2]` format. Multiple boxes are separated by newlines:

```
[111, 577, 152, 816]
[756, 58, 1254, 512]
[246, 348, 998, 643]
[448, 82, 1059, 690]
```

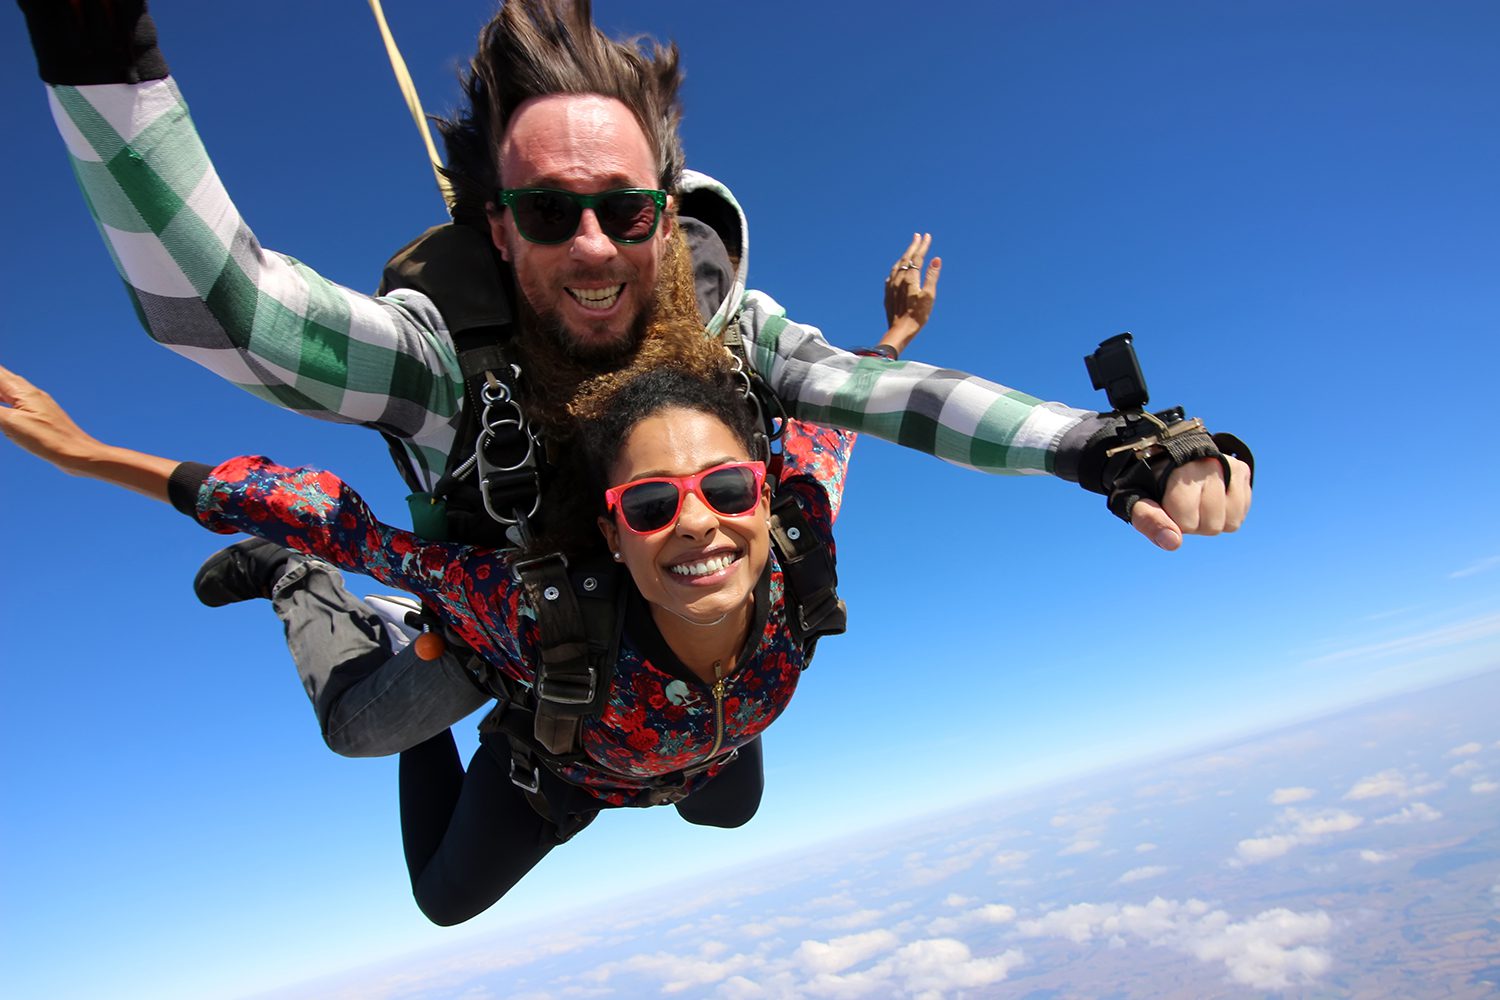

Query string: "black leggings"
[399, 732, 765, 925]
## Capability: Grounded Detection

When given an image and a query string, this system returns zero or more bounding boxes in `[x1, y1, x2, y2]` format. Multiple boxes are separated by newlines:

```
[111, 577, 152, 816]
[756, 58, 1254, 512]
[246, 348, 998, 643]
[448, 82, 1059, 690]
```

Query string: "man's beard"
[522, 296, 654, 371]
[509, 291, 660, 443]
[508, 225, 703, 438]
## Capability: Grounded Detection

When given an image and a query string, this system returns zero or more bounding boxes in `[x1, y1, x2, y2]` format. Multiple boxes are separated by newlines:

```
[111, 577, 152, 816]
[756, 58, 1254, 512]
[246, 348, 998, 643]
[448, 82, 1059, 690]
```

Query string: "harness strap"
[719, 321, 786, 461]
[768, 490, 847, 649]
[511, 555, 623, 755]
[1101, 410, 1230, 524]
[479, 690, 735, 833]
[456, 342, 510, 381]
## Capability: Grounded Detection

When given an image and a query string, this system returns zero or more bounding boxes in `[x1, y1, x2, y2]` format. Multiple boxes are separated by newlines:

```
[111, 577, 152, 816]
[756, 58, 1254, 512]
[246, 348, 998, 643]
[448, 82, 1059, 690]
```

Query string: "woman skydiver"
[0, 239, 939, 926]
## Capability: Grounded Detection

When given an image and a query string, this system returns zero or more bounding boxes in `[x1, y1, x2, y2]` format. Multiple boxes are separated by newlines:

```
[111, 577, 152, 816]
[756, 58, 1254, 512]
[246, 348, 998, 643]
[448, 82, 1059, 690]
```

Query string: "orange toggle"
[414, 631, 446, 661]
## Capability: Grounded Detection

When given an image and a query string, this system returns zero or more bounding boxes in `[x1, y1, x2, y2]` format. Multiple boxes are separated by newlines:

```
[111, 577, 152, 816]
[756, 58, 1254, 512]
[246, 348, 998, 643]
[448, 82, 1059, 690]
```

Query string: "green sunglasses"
[496, 187, 668, 246]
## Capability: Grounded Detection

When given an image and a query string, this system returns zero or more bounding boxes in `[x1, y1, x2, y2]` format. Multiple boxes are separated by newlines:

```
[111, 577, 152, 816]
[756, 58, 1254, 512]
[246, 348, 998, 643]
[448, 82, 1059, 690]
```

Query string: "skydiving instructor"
[13, 0, 1253, 762]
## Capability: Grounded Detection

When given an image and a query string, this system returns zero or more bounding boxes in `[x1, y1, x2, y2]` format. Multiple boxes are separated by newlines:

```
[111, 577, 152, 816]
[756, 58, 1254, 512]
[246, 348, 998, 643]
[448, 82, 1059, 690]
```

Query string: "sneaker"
[192, 537, 297, 607]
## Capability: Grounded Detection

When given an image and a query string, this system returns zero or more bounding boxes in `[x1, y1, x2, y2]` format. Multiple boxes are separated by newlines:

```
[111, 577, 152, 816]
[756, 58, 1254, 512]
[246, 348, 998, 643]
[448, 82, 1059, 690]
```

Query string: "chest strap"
[511, 553, 625, 755]
[768, 488, 846, 648]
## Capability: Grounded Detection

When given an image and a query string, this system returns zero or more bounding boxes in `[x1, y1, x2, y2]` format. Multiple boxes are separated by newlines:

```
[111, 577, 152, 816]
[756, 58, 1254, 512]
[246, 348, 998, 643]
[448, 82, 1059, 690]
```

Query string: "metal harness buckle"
[509, 757, 541, 794]
[465, 371, 543, 526]
[535, 670, 598, 707]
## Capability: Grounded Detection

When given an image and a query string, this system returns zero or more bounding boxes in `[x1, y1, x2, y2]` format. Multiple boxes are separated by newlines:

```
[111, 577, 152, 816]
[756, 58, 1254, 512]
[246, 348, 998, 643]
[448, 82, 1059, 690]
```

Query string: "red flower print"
[627, 728, 660, 751]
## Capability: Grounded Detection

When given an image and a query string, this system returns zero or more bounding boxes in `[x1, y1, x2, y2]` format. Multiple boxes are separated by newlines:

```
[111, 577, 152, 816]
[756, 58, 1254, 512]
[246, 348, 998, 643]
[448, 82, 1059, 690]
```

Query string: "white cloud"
[942, 893, 975, 908]
[1374, 802, 1442, 825]
[923, 916, 959, 935]
[1450, 554, 1500, 578]
[1359, 849, 1395, 863]
[1183, 753, 1242, 774]
[1304, 610, 1500, 665]
[1343, 768, 1443, 801]
[806, 891, 857, 910]
[1450, 760, 1481, 776]
[1296, 811, 1363, 837]
[1059, 839, 1101, 857]
[975, 904, 1017, 924]
[801, 939, 1026, 998]
[1018, 901, 1121, 944]
[1118, 865, 1170, 884]
[1050, 803, 1118, 829]
[925, 902, 1016, 936]
[1017, 897, 1333, 990]
[1233, 808, 1364, 865]
[1445, 742, 1484, 757]
[1187, 907, 1334, 989]
[586, 948, 756, 993]
[1344, 769, 1411, 800]
[901, 846, 988, 886]
[740, 915, 808, 938]
[990, 849, 1030, 871]
[715, 976, 766, 999]
[1270, 787, 1316, 805]
[1236, 833, 1300, 863]
[795, 930, 900, 975]
[1471, 780, 1498, 795]
[821, 910, 887, 932]
[1135, 842, 1158, 853]
[885, 939, 1025, 995]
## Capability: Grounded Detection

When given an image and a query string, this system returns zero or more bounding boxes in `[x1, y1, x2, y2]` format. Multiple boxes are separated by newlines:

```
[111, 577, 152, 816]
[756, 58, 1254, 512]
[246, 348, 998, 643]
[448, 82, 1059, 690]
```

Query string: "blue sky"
[1, 2, 1497, 998]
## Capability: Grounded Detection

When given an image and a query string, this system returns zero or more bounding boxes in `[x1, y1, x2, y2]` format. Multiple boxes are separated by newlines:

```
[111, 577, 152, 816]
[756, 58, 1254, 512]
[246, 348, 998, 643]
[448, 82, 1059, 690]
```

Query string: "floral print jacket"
[183, 420, 852, 806]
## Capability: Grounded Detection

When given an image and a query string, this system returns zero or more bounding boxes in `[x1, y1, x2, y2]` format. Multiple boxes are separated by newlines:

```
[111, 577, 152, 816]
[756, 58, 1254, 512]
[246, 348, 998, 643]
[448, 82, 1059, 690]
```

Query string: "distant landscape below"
[260, 667, 1500, 999]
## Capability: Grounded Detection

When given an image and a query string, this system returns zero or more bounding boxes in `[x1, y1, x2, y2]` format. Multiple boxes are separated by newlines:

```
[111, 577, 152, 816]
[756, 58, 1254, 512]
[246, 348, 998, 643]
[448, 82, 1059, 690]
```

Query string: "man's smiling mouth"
[567, 284, 623, 310]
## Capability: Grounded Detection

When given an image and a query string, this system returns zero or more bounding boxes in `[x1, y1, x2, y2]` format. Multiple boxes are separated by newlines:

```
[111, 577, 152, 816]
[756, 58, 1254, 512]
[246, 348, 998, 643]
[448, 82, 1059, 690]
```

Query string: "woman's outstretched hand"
[0, 364, 104, 471]
[881, 232, 942, 356]
[0, 364, 175, 501]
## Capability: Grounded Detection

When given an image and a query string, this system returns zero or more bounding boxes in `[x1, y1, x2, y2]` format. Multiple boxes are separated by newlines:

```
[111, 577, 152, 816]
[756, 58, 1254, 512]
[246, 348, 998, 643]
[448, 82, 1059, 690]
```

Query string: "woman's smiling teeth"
[567, 284, 623, 310]
[669, 552, 739, 578]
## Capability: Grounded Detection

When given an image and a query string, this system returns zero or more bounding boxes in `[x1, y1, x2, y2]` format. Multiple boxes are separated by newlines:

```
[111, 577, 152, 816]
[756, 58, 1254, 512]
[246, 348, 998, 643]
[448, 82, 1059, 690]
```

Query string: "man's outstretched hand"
[1132, 454, 1253, 550]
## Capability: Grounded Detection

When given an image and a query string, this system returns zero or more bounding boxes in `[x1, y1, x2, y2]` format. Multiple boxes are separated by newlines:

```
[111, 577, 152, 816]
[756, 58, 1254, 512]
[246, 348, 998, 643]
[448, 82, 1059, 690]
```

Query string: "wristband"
[18, 0, 169, 86]
[853, 344, 898, 360]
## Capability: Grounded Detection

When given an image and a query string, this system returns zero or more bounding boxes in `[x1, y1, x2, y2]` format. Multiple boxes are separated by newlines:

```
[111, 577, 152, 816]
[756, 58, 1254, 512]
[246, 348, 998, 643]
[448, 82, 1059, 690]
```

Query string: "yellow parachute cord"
[367, 0, 456, 212]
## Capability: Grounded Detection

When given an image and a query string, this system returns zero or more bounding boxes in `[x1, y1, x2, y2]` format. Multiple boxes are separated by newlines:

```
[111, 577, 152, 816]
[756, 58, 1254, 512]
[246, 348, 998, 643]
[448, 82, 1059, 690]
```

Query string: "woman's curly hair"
[527, 332, 759, 559]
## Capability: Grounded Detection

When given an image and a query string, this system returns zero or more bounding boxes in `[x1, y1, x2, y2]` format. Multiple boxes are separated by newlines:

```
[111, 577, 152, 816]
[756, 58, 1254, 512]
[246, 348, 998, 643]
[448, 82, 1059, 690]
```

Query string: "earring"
[612, 551, 622, 561]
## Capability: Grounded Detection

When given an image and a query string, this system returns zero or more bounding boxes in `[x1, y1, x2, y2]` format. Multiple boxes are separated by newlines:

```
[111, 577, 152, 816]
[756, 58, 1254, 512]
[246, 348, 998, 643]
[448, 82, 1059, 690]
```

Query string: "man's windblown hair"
[436, 0, 686, 226]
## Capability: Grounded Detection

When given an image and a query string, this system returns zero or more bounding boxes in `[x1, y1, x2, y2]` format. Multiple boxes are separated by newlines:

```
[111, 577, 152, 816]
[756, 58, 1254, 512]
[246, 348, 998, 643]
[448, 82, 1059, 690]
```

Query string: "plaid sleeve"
[45, 79, 463, 489]
[739, 290, 1092, 476]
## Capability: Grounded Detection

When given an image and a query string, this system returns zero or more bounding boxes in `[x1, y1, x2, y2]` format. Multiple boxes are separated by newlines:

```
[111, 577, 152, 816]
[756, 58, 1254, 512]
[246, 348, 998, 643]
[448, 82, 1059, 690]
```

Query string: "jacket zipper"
[709, 661, 729, 757]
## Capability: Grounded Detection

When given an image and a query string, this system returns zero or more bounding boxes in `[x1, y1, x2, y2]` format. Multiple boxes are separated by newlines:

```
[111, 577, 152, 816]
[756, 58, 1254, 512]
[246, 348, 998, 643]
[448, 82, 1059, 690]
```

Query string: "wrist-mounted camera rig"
[1082, 333, 1252, 523]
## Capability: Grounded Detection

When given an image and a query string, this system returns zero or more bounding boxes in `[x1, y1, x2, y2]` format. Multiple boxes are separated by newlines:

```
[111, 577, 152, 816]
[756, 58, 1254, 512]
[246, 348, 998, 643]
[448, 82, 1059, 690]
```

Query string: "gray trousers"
[272, 559, 489, 757]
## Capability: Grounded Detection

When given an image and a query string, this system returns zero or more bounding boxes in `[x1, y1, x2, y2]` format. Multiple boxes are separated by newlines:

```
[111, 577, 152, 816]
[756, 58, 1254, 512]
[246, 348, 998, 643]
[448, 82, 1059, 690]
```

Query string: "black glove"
[1057, 410, 1254, 523]
[17, 0, 169, 85]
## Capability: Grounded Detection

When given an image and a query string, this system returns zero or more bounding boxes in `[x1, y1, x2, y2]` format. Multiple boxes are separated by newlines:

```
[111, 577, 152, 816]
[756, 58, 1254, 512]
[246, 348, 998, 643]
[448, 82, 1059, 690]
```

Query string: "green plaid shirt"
[47, 79, 1090, 491]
